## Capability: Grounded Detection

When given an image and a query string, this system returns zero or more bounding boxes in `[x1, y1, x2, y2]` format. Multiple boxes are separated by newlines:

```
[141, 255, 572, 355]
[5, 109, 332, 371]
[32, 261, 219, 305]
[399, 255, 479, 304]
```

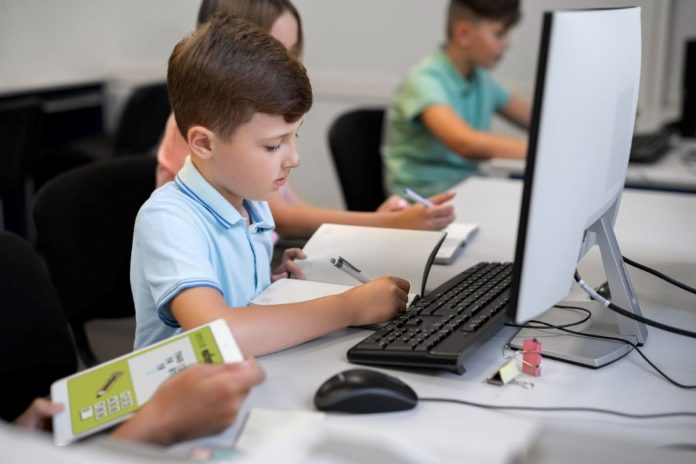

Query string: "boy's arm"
[170, 279, 409, 357]
[269, 192, 455, 238]
[498, 94, 532, 130]
[420, 104, 527, 159]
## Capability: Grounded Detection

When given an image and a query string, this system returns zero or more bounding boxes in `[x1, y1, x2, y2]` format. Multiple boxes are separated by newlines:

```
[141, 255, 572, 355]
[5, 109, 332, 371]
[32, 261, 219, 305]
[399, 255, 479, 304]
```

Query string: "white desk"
[481, 141, 696, 193]
[175, 178, 696, 462]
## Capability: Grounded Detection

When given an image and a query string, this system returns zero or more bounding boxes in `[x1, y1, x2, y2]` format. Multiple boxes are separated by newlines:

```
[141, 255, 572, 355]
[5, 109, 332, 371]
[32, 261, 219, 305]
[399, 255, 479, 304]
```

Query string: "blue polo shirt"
[383, 48, 511, 197]
[131, 157, 275, 349]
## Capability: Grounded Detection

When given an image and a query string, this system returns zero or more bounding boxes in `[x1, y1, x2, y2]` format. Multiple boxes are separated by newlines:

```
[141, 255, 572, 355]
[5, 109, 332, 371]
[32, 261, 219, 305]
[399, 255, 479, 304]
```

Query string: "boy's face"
[200, 113, 302, 211]
[467, 19, 512, 69]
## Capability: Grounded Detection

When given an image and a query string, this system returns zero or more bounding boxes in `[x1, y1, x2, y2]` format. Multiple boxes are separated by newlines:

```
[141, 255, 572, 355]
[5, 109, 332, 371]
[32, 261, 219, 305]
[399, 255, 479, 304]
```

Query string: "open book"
[435, 223, 479, 264]
[250, 224, 446, 306]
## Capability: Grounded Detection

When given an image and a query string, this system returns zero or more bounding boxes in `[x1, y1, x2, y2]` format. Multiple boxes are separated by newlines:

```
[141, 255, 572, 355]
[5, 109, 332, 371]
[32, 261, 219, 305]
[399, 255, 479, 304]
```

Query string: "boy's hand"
[343, 276, 410, 326]
[395, 191, 456, 230]
[14, 398, 64, 431]
[112, 359, 265, 445]
[376, 194, 409, 212]
[271, 247, 306, 281]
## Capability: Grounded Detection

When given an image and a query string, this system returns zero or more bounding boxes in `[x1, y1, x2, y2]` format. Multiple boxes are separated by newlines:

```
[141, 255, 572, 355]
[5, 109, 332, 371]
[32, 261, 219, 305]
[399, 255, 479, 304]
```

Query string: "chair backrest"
[0, 97, 43, 193]
[328, 108, 387, 212]
[0, 98, 43, 237]
[113, 82, 170, 156]
[33, 156, 156, 365]
[0, 231, 77, 421]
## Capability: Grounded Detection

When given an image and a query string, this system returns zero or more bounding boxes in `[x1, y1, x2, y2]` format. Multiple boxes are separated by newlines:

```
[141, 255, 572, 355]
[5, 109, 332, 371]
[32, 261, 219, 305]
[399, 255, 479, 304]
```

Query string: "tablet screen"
[66, 325, 223, 436]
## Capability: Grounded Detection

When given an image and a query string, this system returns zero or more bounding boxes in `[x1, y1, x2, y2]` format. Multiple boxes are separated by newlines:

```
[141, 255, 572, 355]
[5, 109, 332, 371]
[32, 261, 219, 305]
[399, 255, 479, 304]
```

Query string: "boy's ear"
[187, 126, 215, 160]
[451, 19, 475, 47]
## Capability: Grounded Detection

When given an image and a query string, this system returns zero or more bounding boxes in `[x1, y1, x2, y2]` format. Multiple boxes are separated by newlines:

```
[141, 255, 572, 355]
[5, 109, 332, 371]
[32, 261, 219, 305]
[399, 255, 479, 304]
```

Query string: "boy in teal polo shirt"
[384, 0, 531, 197]
[131, 15, 410, 355]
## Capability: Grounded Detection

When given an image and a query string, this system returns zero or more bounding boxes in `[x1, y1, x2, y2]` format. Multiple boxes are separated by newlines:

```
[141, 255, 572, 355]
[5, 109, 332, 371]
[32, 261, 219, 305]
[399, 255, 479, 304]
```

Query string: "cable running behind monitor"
[508, 7, 648, 367]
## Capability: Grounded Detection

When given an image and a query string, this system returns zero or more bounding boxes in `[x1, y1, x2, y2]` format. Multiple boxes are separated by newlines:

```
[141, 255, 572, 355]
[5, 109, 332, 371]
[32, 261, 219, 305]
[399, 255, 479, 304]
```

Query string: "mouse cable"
[507, 316, 695, 389]
[418, 397, 696, 420]
[575, 271, 696, 339]
[623, 256, 696, 295]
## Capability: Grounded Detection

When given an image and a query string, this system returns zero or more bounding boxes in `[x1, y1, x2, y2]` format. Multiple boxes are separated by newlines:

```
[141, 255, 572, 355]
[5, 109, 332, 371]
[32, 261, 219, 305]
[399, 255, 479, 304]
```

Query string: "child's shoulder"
[137, 182, 201, 225]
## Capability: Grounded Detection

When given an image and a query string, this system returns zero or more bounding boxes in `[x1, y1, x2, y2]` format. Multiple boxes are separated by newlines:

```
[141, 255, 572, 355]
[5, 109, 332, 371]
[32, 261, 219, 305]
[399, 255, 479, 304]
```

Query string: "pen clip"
[337, 256, 361, 273]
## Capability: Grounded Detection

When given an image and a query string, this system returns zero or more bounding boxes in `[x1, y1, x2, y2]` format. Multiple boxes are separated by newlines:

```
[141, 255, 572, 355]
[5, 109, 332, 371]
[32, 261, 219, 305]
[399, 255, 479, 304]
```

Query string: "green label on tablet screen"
[67, 326, 222, 436]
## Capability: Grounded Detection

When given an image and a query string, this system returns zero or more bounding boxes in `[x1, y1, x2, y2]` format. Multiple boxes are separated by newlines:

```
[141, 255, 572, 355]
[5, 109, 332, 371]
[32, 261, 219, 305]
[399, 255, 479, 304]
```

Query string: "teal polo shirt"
[383, 48, 510, 197]
[131, 157, 275, 349]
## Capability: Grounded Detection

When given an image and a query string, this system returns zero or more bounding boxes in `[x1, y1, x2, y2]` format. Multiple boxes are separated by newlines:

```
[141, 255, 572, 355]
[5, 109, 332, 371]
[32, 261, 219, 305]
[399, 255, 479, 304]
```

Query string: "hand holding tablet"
[50, 319, 243, 445]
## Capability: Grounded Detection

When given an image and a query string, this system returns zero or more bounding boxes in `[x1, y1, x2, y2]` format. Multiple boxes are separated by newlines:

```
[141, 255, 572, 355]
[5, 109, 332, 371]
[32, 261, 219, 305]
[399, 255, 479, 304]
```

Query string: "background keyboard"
[347, 262, 513, 374]
[629, 131, 672, 164]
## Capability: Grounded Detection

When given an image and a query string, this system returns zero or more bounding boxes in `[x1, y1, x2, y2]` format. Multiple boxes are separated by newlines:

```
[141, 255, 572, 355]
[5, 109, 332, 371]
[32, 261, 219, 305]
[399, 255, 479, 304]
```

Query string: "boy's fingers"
[428, 191, 456, 204]
[391, 276, 411, 292]
[283, 248, 306, 260]
[283, 261, 305, 280]
[217, 360, 266, 385]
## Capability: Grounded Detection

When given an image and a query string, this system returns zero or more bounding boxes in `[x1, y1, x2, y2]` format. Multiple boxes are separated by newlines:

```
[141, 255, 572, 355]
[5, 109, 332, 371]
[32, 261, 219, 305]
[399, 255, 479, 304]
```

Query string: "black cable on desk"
[507, 315, 696, 389]
[623, 256, 696, 295]
[419, 397, 696, 419]
[516, 318, 694, 388]
[574, 272, 696, 339]
[505, 304, 591, 330]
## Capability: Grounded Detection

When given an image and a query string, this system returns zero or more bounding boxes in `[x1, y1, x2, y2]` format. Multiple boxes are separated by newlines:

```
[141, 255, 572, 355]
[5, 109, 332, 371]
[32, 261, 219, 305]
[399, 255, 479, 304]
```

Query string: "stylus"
[403, 188, 434, 207]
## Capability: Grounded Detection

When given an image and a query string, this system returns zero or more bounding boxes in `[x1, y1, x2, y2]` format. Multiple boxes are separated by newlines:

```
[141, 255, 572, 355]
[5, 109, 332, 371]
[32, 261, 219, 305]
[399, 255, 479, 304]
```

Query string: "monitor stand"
[509, 209, 648, 368]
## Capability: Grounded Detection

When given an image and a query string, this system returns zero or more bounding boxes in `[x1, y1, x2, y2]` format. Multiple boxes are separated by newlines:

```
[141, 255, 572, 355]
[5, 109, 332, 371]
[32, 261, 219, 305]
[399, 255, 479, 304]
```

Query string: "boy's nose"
[501, 36, 511, 49]
[284, 141, 301, 168]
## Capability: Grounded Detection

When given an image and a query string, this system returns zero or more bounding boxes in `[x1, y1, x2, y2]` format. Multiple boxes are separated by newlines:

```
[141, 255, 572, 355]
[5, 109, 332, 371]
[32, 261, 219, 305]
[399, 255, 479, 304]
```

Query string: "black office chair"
[0, 97, 43, 237]
[33, 156, 157, 367]
[113, 82, 171, 156]
[0, 231, 77, 421]
[68, 82, 170, 159]
[328, 108, 387, 212]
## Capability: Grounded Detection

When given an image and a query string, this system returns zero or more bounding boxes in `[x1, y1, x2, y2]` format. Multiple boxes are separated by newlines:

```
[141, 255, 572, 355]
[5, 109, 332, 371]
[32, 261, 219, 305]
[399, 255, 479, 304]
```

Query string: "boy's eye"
[494, 27, 509, 39]
[265, 143, 282, 152]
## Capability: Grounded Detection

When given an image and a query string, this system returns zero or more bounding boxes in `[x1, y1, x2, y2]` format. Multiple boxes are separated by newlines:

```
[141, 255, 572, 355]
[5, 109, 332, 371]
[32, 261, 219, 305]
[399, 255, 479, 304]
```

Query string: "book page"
[250, 278, 418, 306]
[250, 279, 353, 305]
[294, 224, 445, 295]
[435, 223, 479, 264]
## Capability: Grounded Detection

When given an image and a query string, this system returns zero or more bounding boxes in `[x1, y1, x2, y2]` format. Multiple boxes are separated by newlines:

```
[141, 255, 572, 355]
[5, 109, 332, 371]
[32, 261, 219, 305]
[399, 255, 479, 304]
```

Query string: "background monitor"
[508, 7, 648, 367]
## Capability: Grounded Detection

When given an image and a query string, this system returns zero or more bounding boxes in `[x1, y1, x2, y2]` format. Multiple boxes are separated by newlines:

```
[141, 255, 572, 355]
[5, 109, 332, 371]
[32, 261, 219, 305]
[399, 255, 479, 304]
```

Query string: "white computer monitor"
[508, 7, 648, 367]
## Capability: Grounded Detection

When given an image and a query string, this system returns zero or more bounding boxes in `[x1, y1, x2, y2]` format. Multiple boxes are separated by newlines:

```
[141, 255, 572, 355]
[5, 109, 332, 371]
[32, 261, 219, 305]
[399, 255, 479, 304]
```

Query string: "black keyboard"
[347, 262, 513, 374]
[629, 131, 672, 164]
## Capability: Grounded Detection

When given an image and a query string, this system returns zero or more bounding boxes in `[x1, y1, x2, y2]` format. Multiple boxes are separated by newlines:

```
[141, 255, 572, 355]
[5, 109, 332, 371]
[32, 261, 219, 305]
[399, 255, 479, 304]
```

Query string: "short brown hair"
[167, 13, 312, 142]
[447, 0, 521, 39]
[196, 0, 304, 58]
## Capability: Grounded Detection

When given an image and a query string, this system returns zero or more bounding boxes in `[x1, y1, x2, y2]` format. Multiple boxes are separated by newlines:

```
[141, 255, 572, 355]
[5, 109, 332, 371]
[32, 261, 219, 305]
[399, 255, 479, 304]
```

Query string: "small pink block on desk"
[522, 338, 542, 377]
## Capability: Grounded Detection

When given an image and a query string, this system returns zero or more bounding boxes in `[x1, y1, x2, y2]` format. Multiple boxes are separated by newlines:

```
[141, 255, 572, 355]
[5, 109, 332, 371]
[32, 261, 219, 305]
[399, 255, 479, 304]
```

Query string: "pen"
[403, 188, 433, 207]
[96, 371, 123, 398]
[329, 256, 371, 284]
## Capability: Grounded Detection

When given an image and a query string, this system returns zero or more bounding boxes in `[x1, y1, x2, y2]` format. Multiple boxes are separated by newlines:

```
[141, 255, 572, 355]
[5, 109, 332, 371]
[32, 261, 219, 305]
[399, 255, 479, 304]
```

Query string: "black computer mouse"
[314, 368, 418, 413]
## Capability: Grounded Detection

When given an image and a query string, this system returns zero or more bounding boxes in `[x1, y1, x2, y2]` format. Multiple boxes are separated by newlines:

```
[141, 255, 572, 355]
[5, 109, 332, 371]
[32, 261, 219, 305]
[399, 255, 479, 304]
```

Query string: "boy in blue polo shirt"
[131, 14, 410, 354]
[383, 0, 531, 198]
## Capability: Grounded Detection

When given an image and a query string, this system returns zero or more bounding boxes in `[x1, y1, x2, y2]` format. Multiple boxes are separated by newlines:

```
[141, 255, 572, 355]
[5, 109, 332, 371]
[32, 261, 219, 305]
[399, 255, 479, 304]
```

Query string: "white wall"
[1, 0, 692, 208]
[0, 0, 198, 92]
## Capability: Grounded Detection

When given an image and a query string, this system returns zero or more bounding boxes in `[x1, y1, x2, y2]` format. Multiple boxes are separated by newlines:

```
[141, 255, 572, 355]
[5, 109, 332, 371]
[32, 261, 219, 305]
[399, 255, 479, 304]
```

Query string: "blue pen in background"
[403, 188, 433, 207]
